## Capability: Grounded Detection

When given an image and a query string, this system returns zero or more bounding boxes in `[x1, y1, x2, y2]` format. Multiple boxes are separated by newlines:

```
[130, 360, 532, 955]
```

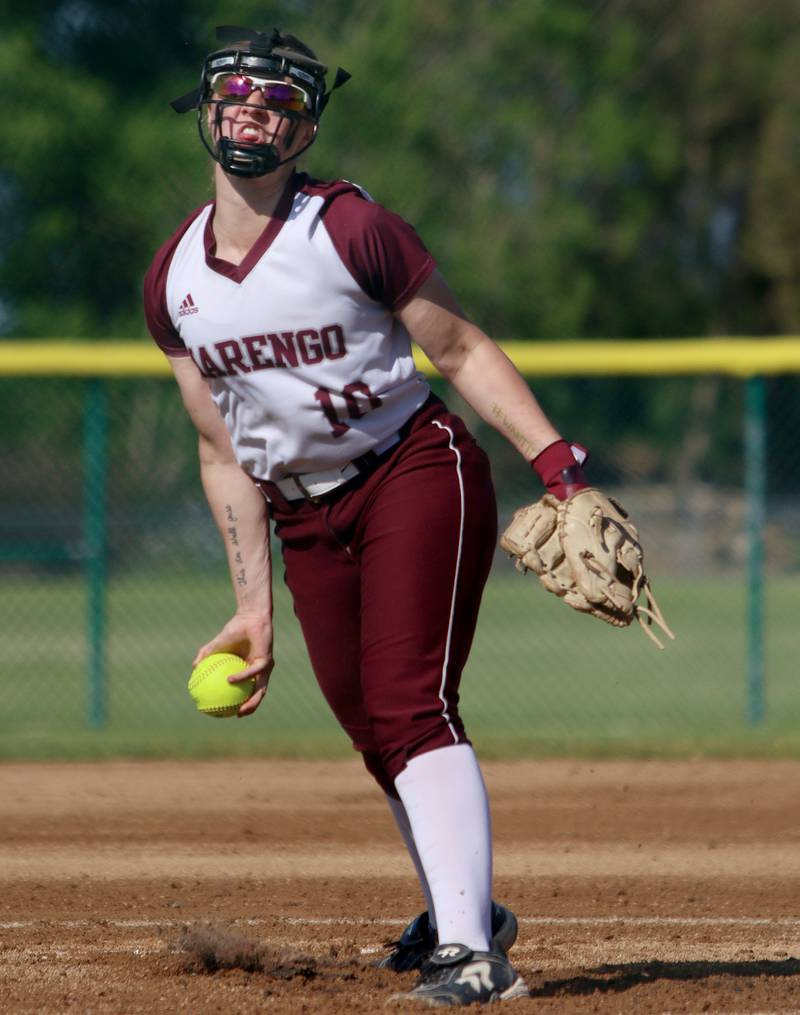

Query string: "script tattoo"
[224, 503, 246, 586]
[490, 402, 537, 458]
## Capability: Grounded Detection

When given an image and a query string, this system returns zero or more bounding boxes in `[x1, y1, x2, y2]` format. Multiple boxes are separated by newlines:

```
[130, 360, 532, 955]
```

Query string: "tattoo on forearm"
[490, 402, 537, 458]
[225, 503, 247, 586]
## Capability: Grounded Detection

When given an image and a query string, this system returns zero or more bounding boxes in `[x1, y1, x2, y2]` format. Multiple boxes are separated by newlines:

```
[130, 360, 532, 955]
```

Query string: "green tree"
[4, 0, 800, 341]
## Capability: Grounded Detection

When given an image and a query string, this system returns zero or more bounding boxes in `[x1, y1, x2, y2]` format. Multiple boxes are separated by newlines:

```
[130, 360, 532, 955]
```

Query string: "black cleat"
[377, 902, 518, 973]
[387, 942, 529, 1007]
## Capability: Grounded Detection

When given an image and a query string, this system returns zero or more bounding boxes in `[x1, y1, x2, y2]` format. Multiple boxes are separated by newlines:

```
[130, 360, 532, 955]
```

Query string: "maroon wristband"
[531, 440, 590, 501]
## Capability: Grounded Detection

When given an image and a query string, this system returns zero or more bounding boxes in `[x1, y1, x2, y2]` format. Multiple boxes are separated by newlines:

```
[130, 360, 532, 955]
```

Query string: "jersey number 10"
[314, 382, 383, 437]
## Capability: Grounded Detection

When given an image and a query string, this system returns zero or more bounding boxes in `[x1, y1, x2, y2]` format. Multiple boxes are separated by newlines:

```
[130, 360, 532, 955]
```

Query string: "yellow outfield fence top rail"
[1, 338, 800, 378]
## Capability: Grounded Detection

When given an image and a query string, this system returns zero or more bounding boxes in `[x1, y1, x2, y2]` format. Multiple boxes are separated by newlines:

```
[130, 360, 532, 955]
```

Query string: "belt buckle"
[287, 453, 382, 504]
[291, 475, 325, 504]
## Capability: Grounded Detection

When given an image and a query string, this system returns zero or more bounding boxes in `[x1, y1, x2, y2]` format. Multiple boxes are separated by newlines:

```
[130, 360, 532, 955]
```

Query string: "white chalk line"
[2, 915, 800, 930]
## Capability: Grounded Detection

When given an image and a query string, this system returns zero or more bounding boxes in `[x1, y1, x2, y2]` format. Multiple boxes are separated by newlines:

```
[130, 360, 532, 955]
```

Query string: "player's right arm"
[168, 354, 274, 716]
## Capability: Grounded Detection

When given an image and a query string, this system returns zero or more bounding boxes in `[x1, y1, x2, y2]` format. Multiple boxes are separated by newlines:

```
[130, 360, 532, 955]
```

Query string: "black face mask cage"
[171, 26, 350, 179]
[198, 95, 319, 178]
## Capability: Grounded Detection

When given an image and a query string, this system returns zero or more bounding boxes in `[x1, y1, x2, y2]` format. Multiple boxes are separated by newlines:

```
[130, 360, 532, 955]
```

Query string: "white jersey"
[144, 173, 434, 482]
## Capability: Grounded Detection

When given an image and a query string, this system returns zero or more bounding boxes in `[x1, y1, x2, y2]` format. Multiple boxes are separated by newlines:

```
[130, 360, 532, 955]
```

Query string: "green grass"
[2, 564, 799, 760]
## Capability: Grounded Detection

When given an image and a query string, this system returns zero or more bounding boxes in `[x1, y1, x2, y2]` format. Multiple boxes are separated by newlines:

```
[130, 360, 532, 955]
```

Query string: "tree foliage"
[3, 0, 800, 340]
[4, 1, 800, 494]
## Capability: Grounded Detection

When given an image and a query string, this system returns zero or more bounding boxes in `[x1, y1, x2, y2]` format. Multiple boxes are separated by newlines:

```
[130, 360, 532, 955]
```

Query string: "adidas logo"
[178, 293, 199, 317]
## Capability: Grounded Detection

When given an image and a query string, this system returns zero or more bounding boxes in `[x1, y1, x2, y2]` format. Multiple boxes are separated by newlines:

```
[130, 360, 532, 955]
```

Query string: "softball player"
[146, 26, 588, 1007]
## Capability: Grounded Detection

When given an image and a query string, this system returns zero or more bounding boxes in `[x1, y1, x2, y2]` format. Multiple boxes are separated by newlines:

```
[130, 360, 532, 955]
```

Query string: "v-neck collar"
[204, 172, 301, 283]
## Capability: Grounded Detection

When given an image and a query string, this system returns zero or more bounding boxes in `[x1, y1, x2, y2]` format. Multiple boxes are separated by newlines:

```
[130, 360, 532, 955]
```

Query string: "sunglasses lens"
[212, 74, 252, 98]
[259, 82, 307, 111]
[210, 74, 308, 111]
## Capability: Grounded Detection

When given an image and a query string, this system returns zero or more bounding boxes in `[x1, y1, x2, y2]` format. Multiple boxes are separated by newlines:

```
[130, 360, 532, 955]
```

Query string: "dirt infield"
[1, 759, 799, 1013]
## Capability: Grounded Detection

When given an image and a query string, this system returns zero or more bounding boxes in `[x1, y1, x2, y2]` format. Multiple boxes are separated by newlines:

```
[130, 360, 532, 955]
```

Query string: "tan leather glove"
[501, 488, 675, 649]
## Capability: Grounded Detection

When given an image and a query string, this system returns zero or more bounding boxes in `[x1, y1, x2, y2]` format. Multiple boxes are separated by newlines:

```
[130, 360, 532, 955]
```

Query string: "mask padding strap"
[321, 67, 351, 112]
[171, 88, 201, 113]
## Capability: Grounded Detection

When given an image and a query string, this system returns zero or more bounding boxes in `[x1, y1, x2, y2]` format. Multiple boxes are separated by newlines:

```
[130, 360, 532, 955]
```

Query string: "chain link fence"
[2, 345, 799, 760]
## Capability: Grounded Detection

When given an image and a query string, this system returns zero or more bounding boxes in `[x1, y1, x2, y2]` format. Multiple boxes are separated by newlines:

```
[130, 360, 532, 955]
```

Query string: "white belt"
[274, 432, 401, 501]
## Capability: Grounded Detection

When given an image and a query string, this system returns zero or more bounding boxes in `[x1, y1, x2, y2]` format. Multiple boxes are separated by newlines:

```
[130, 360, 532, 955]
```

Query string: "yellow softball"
[187, 652, 255, 718]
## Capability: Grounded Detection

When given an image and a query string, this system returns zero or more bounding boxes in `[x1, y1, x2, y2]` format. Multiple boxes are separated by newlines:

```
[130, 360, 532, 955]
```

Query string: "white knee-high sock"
[394, 743, 492, 951]
[386, 795, 437, 927]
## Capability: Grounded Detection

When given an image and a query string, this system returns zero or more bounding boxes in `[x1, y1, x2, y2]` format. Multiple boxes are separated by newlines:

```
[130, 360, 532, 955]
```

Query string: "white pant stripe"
[431, 420, 465, 744]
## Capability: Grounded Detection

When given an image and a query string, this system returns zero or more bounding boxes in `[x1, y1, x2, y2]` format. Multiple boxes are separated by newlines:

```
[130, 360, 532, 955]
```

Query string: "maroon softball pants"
[266, 397, 497, 796]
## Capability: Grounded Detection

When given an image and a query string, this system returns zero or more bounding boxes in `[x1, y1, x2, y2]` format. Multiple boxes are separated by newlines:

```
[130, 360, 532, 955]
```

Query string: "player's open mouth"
[236, 124, 269, 143]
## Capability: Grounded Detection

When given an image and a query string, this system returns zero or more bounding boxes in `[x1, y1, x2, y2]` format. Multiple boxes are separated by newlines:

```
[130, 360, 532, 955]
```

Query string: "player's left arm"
[400, 271, 674, 645]
[397, 270, 564, 463]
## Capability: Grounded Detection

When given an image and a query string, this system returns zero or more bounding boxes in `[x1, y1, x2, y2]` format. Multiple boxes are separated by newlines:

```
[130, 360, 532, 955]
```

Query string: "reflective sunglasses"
[209, 73, 309, 112]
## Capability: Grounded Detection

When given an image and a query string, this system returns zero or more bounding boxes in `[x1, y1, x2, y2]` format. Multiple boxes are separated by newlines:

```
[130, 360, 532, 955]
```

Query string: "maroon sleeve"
[142, 204, 210, 356]
[316, 186, 436, 310]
